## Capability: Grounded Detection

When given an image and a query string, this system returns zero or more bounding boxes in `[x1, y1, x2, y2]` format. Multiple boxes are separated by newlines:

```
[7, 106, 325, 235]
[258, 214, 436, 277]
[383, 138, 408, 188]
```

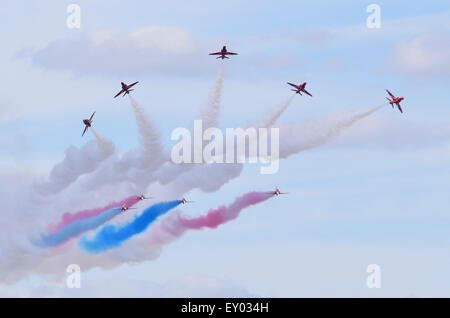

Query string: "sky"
[0, 0, 450, 297]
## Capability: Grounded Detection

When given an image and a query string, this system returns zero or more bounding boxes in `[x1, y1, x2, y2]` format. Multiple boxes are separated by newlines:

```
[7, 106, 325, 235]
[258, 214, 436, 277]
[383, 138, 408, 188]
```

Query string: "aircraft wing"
[89, 111, 95, 121]
[128, 81, 139, 88]
[225, 52, 238, 55]
[303, 89, 313, 97]
[114, 89, 125, 98]
[82, 126, 88, 137]
[209, 52, 222, 55]
[287, 82, 299, 89]
[397, 103, 403, 113]
[386, 89, 395, 98]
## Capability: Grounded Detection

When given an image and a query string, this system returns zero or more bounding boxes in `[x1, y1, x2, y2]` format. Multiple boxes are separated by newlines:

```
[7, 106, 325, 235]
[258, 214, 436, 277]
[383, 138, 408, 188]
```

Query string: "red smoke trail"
[47, 195, 141, 233]
[148, 192, 274, 245]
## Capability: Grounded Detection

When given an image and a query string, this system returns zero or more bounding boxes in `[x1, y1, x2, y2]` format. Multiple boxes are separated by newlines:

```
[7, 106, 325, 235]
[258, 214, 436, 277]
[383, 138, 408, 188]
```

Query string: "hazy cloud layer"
[0, 274, 255, 298]
[387, 30, 450, 78]
[26, 26, 216, 77]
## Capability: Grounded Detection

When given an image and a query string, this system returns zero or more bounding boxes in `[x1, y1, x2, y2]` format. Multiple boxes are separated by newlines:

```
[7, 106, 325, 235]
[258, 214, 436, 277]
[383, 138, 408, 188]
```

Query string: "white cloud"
[25, 26, 215, 77]
[130, 26, 197, 53]
[387, 30, 450, 78]
[0, 96, 20, 122]
[239, 12, 450, 50]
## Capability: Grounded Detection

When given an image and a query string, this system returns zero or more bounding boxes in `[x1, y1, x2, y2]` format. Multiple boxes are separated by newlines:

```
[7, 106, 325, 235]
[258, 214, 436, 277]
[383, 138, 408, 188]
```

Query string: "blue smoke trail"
[79, 200, 181, 254]
[34, 208, 122, 247]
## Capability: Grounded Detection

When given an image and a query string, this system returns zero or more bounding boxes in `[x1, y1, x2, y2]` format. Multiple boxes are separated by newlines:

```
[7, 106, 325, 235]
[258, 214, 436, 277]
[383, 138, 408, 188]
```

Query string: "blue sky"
[0, 0, 450, 297]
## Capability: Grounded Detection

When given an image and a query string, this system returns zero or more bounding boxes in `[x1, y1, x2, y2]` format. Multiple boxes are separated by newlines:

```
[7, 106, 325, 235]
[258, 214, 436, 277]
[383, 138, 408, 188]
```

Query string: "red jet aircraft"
[117, 205, 136, 212]
[267, 188, 288, 196]
[287, 82, 312, 96]
[209, 46, 238, 59]
[114, 81, 139, 98]
[180, 198, 194, 204]
[81, 111, 95, 137]
[386, 89, 404, 113]
[139, 194, 152, 200]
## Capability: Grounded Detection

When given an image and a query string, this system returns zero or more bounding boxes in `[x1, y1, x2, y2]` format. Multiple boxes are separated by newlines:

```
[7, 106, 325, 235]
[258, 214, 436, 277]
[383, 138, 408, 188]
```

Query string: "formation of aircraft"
[386, 89, 405, 113]
[209, 46, 238, 59]
[77, 46, 405, 214]
[81, 112, 95, 137]
[287, 82, 312, 97]
[114, 81, 139, 98]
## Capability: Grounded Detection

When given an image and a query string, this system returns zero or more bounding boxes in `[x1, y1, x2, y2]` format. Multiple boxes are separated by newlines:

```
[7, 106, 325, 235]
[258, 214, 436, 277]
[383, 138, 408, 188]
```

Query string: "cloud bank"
[28, 26, 214, 77]
[387, 30, 450, 78]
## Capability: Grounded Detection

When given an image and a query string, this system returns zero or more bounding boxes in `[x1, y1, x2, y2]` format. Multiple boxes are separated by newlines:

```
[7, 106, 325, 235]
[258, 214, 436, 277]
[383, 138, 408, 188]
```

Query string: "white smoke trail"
[129, 96, 163, 167]
[158, 65, 226, 185]
[34, 130, 115, 195]
[76, 66, 225, 192]
[201, 64, 224, 130]
[145, 105, 387, 241]
[278, 104, 385, 158]
[260, 95, 295, 128]
[91, 128, 115, 156]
